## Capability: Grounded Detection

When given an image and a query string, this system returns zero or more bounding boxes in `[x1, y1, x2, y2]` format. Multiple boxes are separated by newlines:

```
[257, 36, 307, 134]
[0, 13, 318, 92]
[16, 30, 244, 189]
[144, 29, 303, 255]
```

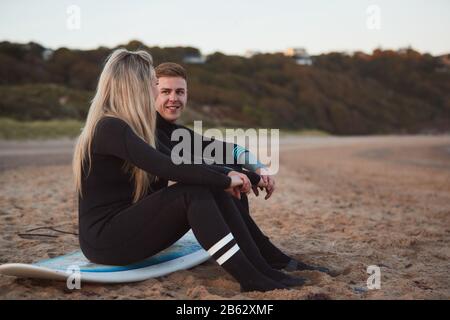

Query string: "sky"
[1, 0, 449, 56]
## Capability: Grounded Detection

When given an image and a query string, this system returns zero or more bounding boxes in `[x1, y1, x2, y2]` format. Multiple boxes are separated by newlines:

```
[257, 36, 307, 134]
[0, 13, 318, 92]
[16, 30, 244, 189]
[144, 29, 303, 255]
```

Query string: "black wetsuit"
[154, 113, 293, 267]
[78, 116, 231, 262]
[153, 112, 261, 188]
[154, 115, 331, 276]
[78, 116, 298, 292]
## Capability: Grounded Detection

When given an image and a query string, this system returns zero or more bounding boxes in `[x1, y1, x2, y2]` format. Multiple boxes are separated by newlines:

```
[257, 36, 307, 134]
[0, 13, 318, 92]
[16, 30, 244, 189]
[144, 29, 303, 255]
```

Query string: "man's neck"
[156, 111, 177, 130]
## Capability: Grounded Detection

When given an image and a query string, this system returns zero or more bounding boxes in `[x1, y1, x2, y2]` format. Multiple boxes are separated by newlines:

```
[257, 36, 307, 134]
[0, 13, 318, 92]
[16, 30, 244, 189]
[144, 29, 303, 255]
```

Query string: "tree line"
[0, 40, 449, 135]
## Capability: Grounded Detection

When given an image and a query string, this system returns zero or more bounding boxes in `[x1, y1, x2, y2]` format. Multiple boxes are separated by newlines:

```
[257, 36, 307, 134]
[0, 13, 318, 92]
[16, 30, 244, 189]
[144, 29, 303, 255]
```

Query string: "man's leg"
[210, 189, 306, 287]
[234, 193, 330, 273]
[234, 194, 291, 266]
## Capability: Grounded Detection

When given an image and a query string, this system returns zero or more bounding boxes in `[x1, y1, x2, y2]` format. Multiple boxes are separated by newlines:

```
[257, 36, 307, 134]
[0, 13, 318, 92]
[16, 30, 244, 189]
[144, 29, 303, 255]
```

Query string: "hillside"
[0, 40, 449, 135]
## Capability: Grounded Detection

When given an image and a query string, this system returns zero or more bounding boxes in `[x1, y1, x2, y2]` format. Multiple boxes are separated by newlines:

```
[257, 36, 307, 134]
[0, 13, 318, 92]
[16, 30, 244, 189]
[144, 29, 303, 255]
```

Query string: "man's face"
[155, 76, 187, 123]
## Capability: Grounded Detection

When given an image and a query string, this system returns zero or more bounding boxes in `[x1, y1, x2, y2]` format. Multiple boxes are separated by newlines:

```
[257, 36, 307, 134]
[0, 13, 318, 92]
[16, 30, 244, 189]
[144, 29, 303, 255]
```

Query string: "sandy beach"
[0, 135, 449, 299]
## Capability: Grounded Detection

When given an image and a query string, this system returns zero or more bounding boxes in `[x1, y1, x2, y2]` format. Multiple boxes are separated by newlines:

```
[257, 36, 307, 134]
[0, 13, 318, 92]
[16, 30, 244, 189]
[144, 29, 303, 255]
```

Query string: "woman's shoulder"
[93, 116, 130, 143]
[96, 116, 130, 133]
[90, 116, 132, 155]
[97, 116, 129, 129]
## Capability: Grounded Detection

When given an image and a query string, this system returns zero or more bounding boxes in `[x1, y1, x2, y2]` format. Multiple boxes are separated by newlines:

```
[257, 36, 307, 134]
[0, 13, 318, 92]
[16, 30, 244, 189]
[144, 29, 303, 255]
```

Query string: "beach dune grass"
[0, 118, 84, 140]
[0, 118, 329, 140]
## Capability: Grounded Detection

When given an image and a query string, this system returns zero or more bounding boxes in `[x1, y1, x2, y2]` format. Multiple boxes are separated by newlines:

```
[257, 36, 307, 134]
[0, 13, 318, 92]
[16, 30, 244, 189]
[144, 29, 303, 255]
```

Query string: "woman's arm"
[156, 129, 261, 185]
[93, 117, 232, 189]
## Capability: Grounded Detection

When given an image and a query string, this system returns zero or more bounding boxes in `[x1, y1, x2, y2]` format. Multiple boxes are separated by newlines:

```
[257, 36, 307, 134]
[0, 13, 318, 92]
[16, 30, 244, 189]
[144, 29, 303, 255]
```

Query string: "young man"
[154, 62, 330, 274]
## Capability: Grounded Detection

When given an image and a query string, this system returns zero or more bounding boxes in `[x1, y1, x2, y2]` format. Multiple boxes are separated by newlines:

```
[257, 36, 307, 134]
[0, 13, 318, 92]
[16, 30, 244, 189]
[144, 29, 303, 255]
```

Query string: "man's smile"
[165, 105, 182, 111]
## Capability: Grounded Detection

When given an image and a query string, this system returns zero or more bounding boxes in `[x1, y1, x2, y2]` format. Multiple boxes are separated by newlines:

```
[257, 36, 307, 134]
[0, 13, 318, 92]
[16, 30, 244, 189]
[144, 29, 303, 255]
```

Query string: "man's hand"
[254, 167, 276, 200]
[225, 171, 251, 199]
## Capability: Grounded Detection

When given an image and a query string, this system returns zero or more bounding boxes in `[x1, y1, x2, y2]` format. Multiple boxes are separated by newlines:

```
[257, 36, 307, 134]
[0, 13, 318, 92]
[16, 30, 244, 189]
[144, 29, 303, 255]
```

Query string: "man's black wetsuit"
[153, 113, 294, 269]
[150, 113, 329, 276]
[153, 112, 261, 187]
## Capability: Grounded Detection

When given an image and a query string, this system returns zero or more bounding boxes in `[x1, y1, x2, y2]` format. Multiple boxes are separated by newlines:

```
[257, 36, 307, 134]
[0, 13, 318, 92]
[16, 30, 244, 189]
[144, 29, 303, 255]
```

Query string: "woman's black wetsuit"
[78, 116, 297, 291]
[78, 116, 232, 263]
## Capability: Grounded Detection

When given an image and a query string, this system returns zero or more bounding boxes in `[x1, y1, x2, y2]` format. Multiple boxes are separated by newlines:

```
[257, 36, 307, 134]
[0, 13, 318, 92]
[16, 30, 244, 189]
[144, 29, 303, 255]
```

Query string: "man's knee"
[182, 185, 214, 200]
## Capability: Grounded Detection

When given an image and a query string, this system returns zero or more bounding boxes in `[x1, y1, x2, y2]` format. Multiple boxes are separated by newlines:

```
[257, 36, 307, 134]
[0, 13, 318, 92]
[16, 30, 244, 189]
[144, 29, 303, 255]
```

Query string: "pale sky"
[1, 0, 449, 56]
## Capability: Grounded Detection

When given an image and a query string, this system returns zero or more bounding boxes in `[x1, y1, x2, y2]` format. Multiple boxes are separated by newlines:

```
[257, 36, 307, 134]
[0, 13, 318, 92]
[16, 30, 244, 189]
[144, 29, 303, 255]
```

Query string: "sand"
[0, 135, 449, 299]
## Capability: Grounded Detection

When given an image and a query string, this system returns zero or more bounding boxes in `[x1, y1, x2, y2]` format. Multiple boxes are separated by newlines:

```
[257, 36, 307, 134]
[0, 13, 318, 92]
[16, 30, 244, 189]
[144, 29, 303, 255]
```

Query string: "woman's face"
[151, 77, 159, 99]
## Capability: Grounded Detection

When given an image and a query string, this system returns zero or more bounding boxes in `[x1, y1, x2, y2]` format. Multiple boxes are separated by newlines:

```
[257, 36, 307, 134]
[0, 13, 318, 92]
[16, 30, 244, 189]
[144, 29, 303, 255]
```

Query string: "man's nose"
[169, 92, 178, 101]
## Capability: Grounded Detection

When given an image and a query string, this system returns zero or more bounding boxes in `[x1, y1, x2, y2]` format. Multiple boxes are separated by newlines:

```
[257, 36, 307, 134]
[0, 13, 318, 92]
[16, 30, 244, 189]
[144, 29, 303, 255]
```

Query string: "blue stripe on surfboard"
[37, 244, 203, 272]
[33, 231, 206, 273]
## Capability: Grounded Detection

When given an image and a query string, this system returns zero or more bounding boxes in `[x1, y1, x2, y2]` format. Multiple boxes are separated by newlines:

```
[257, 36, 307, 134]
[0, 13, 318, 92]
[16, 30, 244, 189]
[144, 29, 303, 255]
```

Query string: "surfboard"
[0, 230, 210, 283]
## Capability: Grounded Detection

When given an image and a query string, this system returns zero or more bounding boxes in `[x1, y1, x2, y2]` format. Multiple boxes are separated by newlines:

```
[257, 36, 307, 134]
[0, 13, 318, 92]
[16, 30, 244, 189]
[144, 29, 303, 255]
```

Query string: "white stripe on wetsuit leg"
[217, 244, 240, 265]
[207, 233, 234, 256]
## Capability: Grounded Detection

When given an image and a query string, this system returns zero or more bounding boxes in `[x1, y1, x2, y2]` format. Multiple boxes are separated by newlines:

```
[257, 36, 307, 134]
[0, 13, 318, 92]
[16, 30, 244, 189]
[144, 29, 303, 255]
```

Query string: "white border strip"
[217, 244, 239, 265]
[207, 233, 233, 256]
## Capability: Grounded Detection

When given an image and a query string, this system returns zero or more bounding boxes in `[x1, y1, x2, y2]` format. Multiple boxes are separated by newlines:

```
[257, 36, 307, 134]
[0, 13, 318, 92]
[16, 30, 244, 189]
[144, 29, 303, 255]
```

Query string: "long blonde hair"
[73, 49, 157, 203]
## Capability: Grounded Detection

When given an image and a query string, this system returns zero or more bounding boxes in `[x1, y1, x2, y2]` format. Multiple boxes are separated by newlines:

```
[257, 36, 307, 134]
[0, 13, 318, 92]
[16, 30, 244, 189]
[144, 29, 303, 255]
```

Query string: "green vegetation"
[0, 84, 91, 121]
[279, 129, 330, 137]
[0, 118, 326, 140]
[0, 40, 449, 137]
[0, 118, 83, 140]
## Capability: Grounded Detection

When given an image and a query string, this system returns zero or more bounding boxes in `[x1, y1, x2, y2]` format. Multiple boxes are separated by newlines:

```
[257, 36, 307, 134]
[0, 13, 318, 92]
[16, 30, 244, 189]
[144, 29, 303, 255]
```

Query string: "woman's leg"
[79, 183, 287, 292]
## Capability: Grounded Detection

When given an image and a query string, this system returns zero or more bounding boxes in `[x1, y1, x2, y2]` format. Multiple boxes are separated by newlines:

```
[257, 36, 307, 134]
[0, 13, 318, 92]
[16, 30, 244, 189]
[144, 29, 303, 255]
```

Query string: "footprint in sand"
[3, 235, 14, 241]
[0, 210, 10, 216]
[4, 216, 15, 222]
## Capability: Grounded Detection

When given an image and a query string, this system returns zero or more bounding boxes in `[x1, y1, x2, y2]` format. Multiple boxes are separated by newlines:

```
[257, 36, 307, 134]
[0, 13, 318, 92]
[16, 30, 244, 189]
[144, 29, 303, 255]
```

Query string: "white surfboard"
[0, 230, 210, 283]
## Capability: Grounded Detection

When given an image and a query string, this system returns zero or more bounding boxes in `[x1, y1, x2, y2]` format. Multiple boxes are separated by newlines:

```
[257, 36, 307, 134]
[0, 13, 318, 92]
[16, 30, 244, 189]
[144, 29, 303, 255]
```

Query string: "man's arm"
[160, 124, 274, 198]
[232, 144, 266, 172]
[185, 126, 266, 172]
[156, 128, 261, 186]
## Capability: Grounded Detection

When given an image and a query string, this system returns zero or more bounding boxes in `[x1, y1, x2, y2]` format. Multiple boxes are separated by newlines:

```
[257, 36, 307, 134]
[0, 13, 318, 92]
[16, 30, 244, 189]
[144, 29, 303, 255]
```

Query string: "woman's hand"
[228, 174, 244, 188]
[225, 171, 251, 199]
[228, 171, 251, 193]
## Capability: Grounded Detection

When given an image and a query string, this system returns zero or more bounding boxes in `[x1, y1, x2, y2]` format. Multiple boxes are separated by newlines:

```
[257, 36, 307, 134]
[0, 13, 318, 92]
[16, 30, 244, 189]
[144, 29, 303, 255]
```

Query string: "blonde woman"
[73, 49, 303, 292]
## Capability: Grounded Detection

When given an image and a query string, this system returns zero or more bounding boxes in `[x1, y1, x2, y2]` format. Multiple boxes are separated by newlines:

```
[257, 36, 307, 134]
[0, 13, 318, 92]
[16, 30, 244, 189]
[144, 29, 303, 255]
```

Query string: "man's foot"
[240, 279, 289, 292]
[278, 274, 307, 287]
[271, 259, 331, 274]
